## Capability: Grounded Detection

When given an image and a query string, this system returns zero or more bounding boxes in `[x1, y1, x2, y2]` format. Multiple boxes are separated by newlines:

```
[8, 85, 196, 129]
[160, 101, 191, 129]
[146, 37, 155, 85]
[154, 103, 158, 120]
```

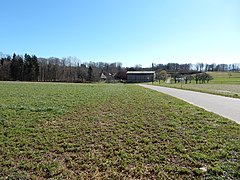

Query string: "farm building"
[127, 71, 155, 83]
[100, 73, 107, 81]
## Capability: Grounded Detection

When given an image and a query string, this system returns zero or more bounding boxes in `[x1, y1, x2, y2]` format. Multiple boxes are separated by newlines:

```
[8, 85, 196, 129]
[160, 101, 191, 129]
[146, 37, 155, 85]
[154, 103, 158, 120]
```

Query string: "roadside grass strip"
[152, 82, 240, 99]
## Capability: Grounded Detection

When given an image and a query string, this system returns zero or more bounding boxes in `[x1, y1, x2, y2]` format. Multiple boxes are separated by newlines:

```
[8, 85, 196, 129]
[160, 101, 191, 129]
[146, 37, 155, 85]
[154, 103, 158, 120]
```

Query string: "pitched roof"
[100, 73, 107, 79]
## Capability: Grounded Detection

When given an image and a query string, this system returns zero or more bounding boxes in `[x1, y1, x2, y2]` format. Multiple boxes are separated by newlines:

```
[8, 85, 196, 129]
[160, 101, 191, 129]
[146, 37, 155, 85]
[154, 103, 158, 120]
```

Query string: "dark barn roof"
[127, 71, 155, 74]
[127, 71, 155, 83]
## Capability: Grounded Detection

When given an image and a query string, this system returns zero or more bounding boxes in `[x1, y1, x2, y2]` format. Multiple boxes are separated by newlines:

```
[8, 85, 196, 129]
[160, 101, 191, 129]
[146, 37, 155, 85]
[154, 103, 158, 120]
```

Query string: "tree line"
[0, 52, 239, 82]
[155, 70, 213, 84]
[0, 53, 39, 81]
[37, 57, 122, 82]
[152, 62, 240, 72]
[0, 53, 123, 82]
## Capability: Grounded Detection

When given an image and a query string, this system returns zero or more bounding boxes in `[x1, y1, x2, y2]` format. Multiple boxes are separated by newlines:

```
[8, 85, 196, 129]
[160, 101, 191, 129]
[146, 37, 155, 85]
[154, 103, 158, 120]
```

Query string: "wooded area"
[0, 52, 240, 82]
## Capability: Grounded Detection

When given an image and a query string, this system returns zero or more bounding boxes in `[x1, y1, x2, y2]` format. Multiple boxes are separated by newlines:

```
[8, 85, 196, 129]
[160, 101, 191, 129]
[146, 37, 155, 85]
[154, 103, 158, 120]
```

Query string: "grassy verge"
[1, 82, 239, 179]
[151, 82, 240, 99]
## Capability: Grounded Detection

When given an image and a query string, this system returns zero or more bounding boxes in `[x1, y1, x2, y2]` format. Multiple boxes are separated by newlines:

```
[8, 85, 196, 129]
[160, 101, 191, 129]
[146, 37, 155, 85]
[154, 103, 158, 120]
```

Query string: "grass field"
[207, 72, 240, 78]
[153, 72, 240, 98]
[1, 82, 240, 179]
[208, 72, 240, 84]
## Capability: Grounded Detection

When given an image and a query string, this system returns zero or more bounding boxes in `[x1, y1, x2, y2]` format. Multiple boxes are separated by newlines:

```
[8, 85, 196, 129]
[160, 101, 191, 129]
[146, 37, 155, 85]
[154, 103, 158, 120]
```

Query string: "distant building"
[100, 73, 107, 81]
[127, 71, 155, 83]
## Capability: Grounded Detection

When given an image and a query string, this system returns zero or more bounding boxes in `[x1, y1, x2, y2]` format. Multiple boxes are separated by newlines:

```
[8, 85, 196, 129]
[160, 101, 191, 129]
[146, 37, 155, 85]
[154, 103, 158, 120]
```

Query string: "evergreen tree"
[10, 53, 23, 81]
[23, 54, 39, 81]
[24, 54, 32, 81]
[87, 66, 93, 82]
[32, 55, 39, 81]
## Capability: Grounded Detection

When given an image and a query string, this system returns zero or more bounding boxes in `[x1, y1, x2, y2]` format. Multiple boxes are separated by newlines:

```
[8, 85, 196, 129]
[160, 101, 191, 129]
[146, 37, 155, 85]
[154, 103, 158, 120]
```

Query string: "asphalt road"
[139, 84, 240, 124]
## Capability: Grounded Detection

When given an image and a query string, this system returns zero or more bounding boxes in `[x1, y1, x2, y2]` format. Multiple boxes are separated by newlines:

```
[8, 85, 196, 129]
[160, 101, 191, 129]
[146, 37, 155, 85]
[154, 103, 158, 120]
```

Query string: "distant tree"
[179, 63, 191, 71]
[10, 53, 17, 80]
[32, 55, 39, 81]
[184, 75, 194, 84]
[38, 58, 47, 81]
[205, 63, 216, 71]
[231, 64, 236, 71]
[194, 73, 213, 84]
[228, 72, 232, 78]
[155, 69, 160, 83]
[199, 73, 207, 83]
[205, 64, 209, 72]
[155, 69, 167, 83]
[194, 73, 201, 84]
[10, 53, 24, 81]
[151, 63, 156, 70]
[1, 56, 11, 80]
[171, 72, 181, 83]
[199, 63, 204, 72]
[78, 64, 88, 82]
[114, 70, 127, 80]
[155, 63, 165, 70]
[166, 63, 180, 71]
[0, 60, 2, 80]
[116, 62, 122, 71]
[205, 73, 213, 83]
[23, 54, 39, 81]
[159, 70, 167, 83]
[87, 66, 93, 82]
[134, 64, 142, 70]
[212, 63, 217, 71]
[196, 63, 201, 72]
[92, 67, 100, 82]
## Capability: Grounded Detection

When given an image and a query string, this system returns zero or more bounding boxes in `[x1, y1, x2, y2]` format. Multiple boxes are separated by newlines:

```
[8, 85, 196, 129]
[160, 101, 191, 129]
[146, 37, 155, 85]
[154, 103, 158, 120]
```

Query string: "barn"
[127, 71, 155, 83]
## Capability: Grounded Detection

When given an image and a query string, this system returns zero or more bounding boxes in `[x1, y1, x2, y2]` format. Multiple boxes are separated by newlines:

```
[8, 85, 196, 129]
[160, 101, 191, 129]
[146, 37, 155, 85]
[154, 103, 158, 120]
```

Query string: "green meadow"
[208, 72, 240, 84]
[154, 72, 240, 98]
[0, 82, 239, 179]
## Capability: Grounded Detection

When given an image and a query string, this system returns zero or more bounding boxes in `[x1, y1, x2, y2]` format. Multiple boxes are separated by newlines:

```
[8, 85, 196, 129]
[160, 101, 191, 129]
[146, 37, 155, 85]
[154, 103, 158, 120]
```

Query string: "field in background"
[0, 82, 239, 179]
[154, 72, 240, 98]
[208, 72, 240, 84]
[207, 71, 240, 78]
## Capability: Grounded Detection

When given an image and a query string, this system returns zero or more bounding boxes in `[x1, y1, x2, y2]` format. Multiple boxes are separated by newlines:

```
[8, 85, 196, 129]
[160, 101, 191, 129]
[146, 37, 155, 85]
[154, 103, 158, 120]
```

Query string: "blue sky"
[0, 0, 239, 67]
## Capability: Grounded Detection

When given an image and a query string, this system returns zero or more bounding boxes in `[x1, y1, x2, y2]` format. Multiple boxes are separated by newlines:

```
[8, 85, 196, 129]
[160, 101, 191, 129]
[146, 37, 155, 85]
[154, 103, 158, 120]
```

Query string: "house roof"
[127, 71, 155, 74]
[100, 73, 107, 79]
